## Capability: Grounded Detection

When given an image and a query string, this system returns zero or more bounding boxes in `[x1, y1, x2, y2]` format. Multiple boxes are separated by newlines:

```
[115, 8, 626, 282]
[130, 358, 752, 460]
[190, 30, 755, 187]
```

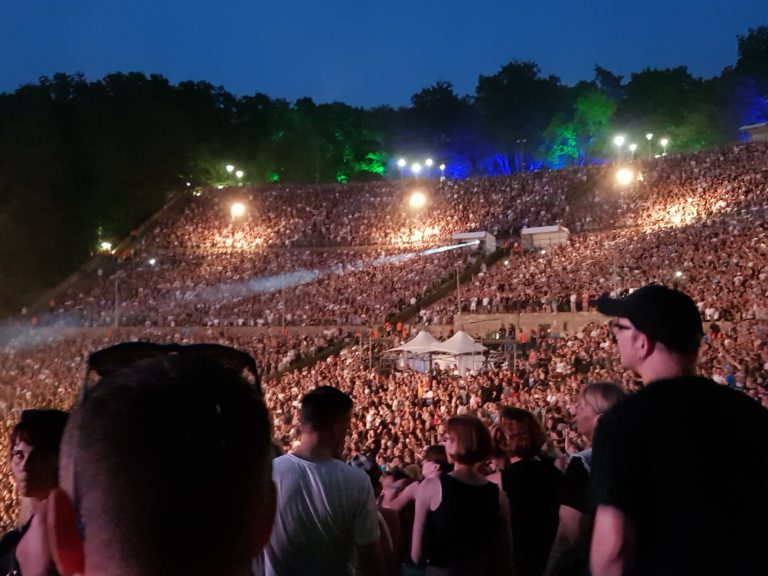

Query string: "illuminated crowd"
[1, 140, 768, 536]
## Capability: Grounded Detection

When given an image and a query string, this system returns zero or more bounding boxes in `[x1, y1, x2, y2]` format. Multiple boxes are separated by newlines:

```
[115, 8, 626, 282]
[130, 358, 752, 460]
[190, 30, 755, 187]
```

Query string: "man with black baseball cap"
[590, 284, 768, 576]
[597, 284, 704, 383]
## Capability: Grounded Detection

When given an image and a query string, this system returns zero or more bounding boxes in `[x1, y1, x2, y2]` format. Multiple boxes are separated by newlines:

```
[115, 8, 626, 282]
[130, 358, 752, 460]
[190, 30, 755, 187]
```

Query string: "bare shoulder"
[416, 475, 442, 510]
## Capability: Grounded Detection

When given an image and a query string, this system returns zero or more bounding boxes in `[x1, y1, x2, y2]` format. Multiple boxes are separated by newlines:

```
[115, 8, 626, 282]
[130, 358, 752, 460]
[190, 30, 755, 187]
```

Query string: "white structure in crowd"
[452, 231, 496, 255]
[388, 330, 487, 375]
[520, 225, 570, 250]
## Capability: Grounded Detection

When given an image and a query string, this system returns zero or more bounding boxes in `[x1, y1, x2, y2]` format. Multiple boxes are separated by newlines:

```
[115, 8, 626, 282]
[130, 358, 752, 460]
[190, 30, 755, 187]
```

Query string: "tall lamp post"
[660, 138, 669, 156]
[645, 133, 653, 159]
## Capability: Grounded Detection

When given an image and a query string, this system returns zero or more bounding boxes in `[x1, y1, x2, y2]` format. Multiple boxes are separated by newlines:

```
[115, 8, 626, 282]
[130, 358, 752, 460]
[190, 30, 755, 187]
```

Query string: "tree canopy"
[0, 26, 766, 313]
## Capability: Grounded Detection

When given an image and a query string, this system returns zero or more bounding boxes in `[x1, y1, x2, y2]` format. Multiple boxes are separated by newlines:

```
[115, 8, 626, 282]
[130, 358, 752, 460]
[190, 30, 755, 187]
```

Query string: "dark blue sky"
[1, 1, 766, 107]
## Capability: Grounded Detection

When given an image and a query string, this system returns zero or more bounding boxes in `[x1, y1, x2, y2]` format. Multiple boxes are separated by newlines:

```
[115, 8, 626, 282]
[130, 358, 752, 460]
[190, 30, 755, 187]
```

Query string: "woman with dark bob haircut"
[0, 409, 68, 575]
[411, 415, 512, 575]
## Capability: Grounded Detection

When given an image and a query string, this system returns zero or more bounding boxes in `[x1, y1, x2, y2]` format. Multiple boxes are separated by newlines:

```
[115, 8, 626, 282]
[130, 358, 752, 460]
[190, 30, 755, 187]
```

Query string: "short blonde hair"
[581, 382, 625, 415]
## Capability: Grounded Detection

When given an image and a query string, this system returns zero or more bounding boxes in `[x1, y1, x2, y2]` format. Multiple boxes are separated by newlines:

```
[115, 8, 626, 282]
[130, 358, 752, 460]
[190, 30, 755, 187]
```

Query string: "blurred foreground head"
[49, 354, 275, 576]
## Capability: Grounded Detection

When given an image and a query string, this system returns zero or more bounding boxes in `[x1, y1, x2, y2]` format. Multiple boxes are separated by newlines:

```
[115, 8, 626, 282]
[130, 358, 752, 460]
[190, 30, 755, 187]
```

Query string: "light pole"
[411, 163, 422, 178]
[235, 169, 244, 186]
[645, 133, 653, 159]
[516, 138, 527, 172]
[613, 135, 625, 162]
[456, 266, 461, 319]
[425, 158, 434, 178]
[628, 143, 637, 161]
[439, 163, 446, 181]
[660, 138, 669, 156]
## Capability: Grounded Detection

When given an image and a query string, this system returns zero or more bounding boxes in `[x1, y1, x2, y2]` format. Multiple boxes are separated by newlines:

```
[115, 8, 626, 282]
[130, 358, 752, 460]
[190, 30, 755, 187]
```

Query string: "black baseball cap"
[597, 284, 703, 354]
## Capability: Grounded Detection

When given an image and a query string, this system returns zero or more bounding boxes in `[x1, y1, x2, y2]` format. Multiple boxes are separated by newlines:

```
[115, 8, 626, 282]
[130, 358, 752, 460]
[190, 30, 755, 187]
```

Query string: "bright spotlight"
[148, 258, 157, 266]
[99, 241, 112, 252]
[411, 163, 422, 175]
[226, 164, 234, 173]
[425, 158, 434, 167]
[615, 168, 635, 186]
[230, 202, 246, 218]
[646, 133, 653, 141]
[439, 164, 446, 171]
[409, 191, 427, 208]
[397, 158, 407, 168]
[614, 135, 625, 147]
[675, 271, 683, 278]
[628, 143, 637, 152]
[235, 170, 244, 179]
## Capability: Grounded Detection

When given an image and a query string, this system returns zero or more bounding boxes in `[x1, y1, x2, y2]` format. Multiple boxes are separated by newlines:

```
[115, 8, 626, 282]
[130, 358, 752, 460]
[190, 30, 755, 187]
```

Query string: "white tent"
[387, 330, 487, 375]
[432, 331, 487, 375]
[389, 330, 442, 353]
[436, 331, 487, 355]
[388, 330, 443, 372]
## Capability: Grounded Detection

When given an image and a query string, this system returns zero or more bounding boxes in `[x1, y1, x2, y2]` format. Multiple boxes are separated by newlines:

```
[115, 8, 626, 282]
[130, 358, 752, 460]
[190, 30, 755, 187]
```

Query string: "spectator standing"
[591, 285, 768, 576]
[28, 350, 276, 576]
[544, 382, 625, 576]
[411, 415, 513, 576]
[488, 407, 562, 576]
[265, 386, 383, 576]
[0, 409, 68, 576]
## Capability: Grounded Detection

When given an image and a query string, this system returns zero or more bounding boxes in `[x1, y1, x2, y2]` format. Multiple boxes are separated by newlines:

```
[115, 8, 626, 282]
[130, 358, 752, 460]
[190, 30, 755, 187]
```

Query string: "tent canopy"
[436, 331, 487, 355]
[387, 330, 486, 355]
[388, 330, 442, 353]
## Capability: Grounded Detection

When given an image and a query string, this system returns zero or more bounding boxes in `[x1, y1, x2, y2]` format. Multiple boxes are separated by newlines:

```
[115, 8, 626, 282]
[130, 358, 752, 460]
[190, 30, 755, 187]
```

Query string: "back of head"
[581, 382, 626, 415]
[299, 385, 353, 431]
[63, 355, 273, 575]
[499, 406, 547, 459]
[445, 415, 493, 465]
[424, 444, 451, 473]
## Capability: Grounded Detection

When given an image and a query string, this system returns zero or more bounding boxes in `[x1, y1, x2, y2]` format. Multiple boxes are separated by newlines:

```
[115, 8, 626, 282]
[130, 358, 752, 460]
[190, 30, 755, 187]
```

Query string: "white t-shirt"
[265, 454, 380, 576]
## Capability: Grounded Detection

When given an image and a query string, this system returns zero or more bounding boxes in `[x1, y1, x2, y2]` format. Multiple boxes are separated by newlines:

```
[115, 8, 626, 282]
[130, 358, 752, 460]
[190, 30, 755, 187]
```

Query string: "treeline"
[0, 27, 766, 314]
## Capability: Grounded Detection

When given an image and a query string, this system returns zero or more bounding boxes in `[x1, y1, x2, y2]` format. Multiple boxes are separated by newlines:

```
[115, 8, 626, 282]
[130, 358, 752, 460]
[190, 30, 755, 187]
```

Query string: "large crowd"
[2, 141, 768, 549]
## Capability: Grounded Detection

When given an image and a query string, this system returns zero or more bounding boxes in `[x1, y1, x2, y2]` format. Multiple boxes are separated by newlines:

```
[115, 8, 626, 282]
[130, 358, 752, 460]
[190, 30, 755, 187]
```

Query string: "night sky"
[1, 1, 766, 107]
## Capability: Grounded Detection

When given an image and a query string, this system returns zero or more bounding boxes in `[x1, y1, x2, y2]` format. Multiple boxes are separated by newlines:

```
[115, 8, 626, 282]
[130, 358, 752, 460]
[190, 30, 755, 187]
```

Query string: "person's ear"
[636, 332, 654, 361]
[47, 488, 85, 576]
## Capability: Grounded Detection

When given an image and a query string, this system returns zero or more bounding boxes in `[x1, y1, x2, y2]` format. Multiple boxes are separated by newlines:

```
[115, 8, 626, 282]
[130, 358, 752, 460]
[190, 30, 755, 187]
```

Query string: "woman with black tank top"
[411, 415, 513, 576]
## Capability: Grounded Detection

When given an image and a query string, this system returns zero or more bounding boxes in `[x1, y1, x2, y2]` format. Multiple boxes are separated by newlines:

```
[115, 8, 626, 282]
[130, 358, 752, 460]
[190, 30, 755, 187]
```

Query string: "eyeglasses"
[608, 319, 633, 333]
[86, 342, 261, 396]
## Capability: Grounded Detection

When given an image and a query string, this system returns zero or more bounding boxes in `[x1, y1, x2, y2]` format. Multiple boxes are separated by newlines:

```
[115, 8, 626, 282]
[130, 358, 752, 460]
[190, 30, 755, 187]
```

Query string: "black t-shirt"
[501, 459, 562, 576]
[590, 376, 768, 576]
[560, 454, 590, 514]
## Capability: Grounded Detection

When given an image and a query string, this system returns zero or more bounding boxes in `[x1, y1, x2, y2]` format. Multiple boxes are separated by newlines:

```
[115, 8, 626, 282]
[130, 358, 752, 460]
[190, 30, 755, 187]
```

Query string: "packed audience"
[1, 141, 768, 565]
